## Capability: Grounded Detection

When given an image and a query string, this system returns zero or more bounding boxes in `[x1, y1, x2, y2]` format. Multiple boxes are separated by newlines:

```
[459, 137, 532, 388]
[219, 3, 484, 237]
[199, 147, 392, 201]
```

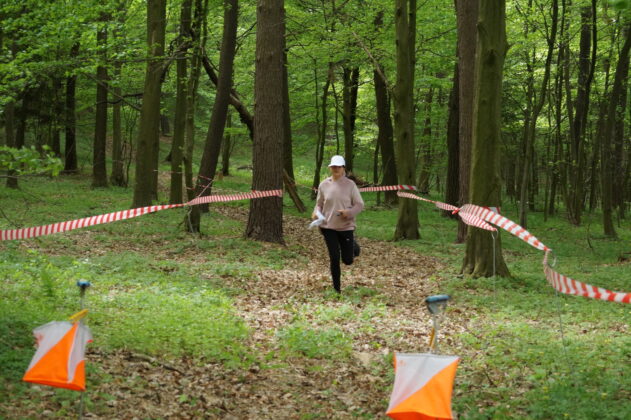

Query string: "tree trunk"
[462, 0, 510, 278]
[64, 43, 80, 174]
[444, 61, 460, 218]
[394, 0, 419, 240]
[188, 0, 238, 232]
[565, 3, 596, 226]
[518, 0, 557, 228]
[4, 100, 16, 188]
[456, 0, 477, 243]
[342, 66, 359, 173]
[311, 63, 333, 200]
[282, 48, 295, 181]
[374, 66, 398, 205]
[93, 16, 109, 188]
[184, 0, 208, 202]
[245, 0, 284, 244]
[169, 0, 193, 204]
[51, 77, 63, 157]
[221, 111, 232, 176]
[601, 25, 631, 237]
[111, 57, 126, 187]
[132, 0, 166, 207]
[417, 88, 433, 193]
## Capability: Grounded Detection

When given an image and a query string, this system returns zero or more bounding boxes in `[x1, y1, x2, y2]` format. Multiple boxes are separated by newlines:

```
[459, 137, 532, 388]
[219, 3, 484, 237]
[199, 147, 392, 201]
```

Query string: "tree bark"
[4, 100, 16, 188]
[311, 63, 333, 200]
[565, 3, 597, 226]
[170, 0, 193, 204]
[444, 61, 460, 218]
[188, 0, 238, 232]
[394, 0, 419, 240]
[64, 43, 80, 174]
[374, 66, 398, 205]
[456, 0, 477, 243]
[93, 15, 109, 188]
[132, 0, 166, 207]
[245, 0, 285, 244]
[184, 0, 208, 202]
[462, 0, 510, 278]
[518, 0, 557, 228]
[342, 66, 359, 173]
[282, 48, 295, 181]
[601, 24, 631, 237]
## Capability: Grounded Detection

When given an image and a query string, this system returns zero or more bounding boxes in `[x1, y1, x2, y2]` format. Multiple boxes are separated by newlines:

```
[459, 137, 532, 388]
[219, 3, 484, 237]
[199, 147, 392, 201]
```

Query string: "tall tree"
[92, 13, 109, 188]
[342, 66, 359, 173]
[518, 0, 558, 228]
[462, 0, 510, 277]
[64, 42, 80, 174]
[188, 0, 238, 231]
[245, 0, 285, 243]
[455, 0, 477, 243]
[169, 0, 193, 204]
[565, 2, 597, 226]
[393, 0, 419, 240]
[600, 23, 631, 237]
[132, 0, 167, 207]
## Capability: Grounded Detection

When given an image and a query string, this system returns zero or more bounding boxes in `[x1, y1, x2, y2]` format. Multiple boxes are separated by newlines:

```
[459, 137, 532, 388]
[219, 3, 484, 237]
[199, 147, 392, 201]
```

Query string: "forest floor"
[2, 205, 459, 419]
[1, 174, 629, 419]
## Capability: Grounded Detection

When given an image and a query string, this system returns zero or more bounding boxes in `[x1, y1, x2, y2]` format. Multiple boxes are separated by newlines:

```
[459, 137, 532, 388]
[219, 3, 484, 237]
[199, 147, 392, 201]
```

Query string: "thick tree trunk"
[92, 17, 109, 188]
[169, 0, 193, 204]
[63, 43, 80, 174]
[188, 0, 238, 231]
[245, 0, 285, 244]
[394, 0, 419, 240]
[342, 66, 359, 173]
[462, 0, 510, 278]
[374, 67, 398, 205]
[132, 0, 166, 207]
[444, 62, 460, 218]
[456, 0, 477, 243]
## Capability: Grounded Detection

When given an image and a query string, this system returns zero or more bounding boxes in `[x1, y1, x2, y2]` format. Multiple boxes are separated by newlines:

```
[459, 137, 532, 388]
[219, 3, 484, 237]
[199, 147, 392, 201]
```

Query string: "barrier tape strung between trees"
[0, 189, 283, 241]
[397, 191, 630, 304]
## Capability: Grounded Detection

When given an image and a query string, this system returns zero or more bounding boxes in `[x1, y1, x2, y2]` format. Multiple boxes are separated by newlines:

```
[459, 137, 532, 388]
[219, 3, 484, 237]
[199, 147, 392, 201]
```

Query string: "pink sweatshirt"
[315, 176, 364, 231]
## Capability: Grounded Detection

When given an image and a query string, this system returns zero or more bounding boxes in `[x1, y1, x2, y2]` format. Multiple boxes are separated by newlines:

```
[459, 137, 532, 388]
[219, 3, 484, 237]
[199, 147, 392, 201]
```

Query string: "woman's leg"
[338, 230, 354, 266]
[320, 228, 342, 292]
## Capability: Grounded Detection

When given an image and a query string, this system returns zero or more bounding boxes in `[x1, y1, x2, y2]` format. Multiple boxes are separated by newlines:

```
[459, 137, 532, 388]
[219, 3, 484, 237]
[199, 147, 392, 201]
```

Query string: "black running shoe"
[353, 240, 361, 257]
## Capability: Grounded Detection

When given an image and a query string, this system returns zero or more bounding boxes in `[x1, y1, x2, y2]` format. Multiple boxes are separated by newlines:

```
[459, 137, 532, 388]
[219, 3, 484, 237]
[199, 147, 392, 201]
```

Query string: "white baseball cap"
[328, 155, 346, 167]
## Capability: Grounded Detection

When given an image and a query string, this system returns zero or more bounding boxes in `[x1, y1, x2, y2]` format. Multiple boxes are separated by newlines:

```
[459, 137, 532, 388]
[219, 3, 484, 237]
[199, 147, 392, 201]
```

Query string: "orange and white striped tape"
[460, 204, 549, 252]
[359, 185, 417, 193]
[0, 189, 282, 241]
[396, 194, 629, 304]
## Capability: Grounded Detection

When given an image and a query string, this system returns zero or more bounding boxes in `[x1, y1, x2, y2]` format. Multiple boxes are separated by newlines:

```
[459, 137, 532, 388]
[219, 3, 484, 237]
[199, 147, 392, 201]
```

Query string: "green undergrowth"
[1, 162, 630, 418]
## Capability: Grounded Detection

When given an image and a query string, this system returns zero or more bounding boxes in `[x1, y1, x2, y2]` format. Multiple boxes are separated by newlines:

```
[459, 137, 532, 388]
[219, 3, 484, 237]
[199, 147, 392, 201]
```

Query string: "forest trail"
[6, 207, 470, 419]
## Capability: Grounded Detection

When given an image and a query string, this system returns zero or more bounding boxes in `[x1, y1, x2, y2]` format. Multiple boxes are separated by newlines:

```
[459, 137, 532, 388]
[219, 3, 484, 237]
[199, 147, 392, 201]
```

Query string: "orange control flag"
[386, 353, 459, 420]
[23, 321, 92, 391]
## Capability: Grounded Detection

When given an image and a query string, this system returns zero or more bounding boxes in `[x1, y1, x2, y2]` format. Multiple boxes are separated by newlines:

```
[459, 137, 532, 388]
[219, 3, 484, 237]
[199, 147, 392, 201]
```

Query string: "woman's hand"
[337, 209, 350, 219]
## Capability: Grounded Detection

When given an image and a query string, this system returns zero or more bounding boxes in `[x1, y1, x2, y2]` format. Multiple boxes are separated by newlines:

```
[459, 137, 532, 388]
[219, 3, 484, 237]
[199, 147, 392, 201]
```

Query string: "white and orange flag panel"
[23, 321, 92, 391]
[387, 353, 459, 420]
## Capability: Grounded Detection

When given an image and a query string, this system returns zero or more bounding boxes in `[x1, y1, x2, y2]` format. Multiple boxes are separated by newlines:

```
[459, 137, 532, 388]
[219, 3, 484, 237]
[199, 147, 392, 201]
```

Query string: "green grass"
[1, 148, 630, 418]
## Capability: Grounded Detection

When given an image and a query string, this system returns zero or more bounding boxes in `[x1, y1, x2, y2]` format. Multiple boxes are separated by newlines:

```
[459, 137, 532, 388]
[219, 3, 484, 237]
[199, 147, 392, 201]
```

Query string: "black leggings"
[320, 228, 354, 292]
